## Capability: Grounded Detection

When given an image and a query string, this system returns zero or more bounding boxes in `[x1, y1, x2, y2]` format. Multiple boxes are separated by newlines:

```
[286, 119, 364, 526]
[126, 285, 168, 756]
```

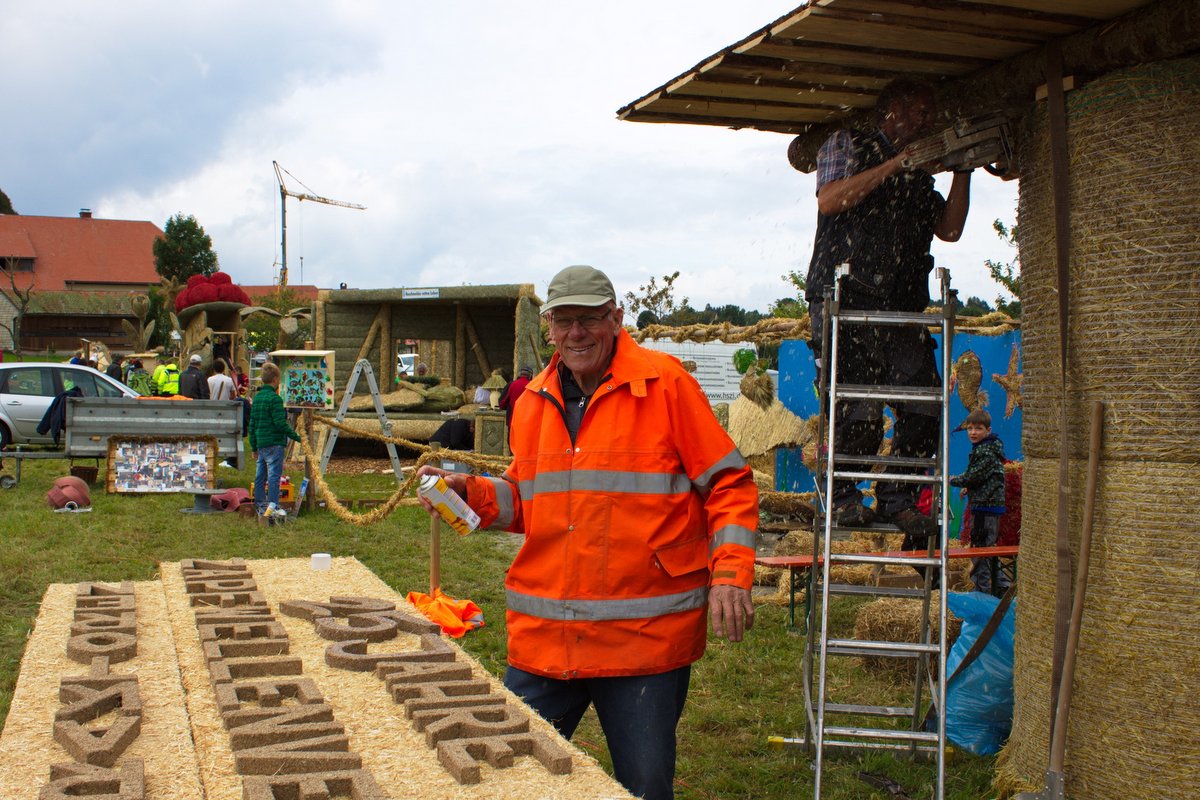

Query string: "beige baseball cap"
[540, 265, 616, 314]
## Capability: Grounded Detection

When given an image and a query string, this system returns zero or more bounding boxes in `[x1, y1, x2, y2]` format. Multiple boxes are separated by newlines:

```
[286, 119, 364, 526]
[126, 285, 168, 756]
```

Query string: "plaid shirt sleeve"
[815, 129, 856, 193]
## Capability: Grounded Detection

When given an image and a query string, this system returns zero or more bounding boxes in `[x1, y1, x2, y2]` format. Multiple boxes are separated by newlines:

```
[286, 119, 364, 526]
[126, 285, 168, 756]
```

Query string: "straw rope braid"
[629, 311, 1017, 347]
[293, 416, 509, 525]
[299, 414, 813, 529]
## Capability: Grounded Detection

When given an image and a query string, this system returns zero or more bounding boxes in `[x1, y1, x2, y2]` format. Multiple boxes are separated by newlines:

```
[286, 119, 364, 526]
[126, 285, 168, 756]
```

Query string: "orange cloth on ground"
[405, 588, 484, 638]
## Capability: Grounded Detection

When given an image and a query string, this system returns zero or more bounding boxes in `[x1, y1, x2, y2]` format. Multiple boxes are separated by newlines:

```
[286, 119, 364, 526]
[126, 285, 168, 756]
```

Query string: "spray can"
[418, 474, 480, 535]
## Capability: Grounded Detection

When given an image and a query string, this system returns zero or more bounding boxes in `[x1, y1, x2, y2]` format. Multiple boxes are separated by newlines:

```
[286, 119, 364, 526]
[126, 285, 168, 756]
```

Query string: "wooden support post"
[454, 304, 466, 389]
[314, 297, 326, 350]
[429, 443, 442, 593]
[461, 309, 493, 377]
[355, 308, 385, 363]
[303, 340, 316, 512]
[303, 410, 315, 511]
[380, 304, 392, 389]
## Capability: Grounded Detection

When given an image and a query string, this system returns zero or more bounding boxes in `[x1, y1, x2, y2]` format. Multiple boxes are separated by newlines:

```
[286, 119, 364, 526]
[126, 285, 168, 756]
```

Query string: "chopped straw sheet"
[0, 582, 205, 800]
[159, 557, 633, 800]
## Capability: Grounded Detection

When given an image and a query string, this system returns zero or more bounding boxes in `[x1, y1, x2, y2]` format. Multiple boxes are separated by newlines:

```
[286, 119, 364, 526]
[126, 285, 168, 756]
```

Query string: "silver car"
[0, 362, 138, 447]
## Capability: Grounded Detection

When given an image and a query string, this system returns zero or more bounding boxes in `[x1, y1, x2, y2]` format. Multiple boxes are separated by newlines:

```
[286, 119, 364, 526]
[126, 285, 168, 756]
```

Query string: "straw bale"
[347, 388, 425, 412]
[758, 491, 816, 521]
[0, 583, 205, 800]
[331, 416, 444, 443]
[749, 465, 775, 493]
[727, 397, 812, 458]
[754, 564, 783, 588]
[998, 57, 1200, 800]
[1018, 57, 1200, 464]
[160, 558, 632, 800]
[421, 385, 467, 413]
[996, 457, 1200, 800]
[852, 594, 961, 680]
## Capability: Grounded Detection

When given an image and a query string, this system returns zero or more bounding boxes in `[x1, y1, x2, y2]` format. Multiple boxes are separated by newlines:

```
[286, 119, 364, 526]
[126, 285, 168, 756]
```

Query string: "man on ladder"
[803, 77, 973, 539]
[797, 77, 976, 800]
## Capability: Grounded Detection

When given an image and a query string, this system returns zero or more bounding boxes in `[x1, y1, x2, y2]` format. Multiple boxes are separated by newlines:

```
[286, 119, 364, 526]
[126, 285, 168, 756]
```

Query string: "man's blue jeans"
[504, 664, 691, 800]
[253, 445, 285, 512]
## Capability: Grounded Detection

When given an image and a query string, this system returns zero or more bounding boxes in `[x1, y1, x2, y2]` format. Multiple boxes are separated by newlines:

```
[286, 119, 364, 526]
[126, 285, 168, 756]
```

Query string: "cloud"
[3, 0, 1020, 313]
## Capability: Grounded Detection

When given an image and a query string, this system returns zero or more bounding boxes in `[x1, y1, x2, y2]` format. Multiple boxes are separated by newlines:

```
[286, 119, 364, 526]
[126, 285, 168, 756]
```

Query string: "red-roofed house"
[0, 210, 163, 351]
[0, 210, 161, 291]
[242, 285, 321, 304]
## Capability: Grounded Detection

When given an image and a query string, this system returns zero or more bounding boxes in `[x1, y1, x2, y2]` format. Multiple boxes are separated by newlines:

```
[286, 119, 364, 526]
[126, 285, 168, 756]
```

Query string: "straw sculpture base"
[0, 558, 631, 800]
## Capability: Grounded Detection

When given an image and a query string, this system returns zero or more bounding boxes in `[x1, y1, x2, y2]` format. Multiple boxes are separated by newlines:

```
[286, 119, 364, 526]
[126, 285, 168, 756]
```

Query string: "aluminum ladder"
[806, 265, 957, 799]
[318, 358, 405, 483]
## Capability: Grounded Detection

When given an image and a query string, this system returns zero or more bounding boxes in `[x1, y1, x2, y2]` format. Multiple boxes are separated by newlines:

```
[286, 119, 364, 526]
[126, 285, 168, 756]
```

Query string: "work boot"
[889, 506, 938, 540]
[834, 501, 876, 528]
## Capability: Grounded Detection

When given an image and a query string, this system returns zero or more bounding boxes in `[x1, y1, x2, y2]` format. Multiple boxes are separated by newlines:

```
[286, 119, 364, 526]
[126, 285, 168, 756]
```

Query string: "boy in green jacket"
[248, 362, 300, 515]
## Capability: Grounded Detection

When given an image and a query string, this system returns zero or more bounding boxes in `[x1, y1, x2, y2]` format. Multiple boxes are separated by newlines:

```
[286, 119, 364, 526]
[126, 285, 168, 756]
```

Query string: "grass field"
[0, 452, 999, 799]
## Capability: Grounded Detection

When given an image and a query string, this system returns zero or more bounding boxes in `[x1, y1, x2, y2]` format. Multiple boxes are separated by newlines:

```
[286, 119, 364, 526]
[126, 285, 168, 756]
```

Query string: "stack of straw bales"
[996, 56, 1200, 799]
[853, 593, 962, 679]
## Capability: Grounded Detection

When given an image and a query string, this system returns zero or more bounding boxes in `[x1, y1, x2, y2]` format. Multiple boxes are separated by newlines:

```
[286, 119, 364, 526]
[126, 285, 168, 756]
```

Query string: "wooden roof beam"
[785, 0, 1200, 170]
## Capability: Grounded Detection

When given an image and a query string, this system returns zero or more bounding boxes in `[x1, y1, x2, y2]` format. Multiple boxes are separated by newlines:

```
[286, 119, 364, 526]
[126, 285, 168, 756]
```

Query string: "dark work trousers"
[810, 301, 942, 519]
[969, 511, 1011, 595]
[504, 664, 691, 800]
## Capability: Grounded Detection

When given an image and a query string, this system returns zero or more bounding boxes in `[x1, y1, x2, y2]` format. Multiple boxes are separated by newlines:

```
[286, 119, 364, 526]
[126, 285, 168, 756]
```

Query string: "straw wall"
[998, 56, 1200, 799]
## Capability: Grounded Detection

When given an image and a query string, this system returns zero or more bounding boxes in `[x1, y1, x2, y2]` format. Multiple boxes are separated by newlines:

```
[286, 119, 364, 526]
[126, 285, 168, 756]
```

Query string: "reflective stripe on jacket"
[465, 329, 758, 678]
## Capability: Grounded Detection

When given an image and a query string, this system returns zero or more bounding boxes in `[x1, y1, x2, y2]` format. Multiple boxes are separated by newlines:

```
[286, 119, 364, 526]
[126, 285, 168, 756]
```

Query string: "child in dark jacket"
[951, 409, 1011, 596]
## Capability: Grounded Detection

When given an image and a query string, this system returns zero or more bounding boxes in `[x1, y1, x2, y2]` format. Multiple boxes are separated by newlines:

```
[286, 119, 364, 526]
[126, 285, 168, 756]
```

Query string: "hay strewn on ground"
[0, 582, 205, 800]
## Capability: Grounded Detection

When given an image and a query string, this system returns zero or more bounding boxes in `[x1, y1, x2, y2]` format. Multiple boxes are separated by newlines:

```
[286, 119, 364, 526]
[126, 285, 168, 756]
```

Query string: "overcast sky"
[3, 1, 1018, 314]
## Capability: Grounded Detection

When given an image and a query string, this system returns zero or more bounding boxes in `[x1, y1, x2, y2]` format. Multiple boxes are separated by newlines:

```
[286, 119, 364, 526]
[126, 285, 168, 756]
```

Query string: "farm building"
[621, 1, 1199, 798]
[312, 283, 543, 397]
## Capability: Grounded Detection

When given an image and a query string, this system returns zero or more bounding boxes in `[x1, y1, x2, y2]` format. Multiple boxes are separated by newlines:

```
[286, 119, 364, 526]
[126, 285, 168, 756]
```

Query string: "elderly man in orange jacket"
[418, 265, 757, 800]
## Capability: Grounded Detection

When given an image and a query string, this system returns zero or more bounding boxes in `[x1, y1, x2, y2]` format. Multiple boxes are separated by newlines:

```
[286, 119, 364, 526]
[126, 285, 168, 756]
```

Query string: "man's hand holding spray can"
[416, 468, 479, 535]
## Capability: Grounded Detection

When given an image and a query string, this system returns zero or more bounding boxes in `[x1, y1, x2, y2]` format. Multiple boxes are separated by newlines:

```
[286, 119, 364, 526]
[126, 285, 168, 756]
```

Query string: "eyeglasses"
[549, 309, 613, 332]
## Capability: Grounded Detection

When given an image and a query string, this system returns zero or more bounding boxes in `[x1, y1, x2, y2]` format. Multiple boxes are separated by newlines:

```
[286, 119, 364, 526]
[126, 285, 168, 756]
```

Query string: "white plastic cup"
[311, 553, 332, 571]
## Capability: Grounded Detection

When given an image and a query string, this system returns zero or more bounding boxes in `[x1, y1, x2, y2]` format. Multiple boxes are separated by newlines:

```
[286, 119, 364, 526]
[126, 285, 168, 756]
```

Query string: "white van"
[397, 353, 418, 376]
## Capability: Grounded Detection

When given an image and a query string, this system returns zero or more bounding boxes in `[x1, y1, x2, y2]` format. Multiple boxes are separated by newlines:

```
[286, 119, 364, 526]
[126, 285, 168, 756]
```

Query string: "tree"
[776, 269, 809, 318]
[153, 213, 218, 283]
[960, 296, 994, 317]
[242, 289, 311, 353]
[0, 188, 16, 215]
[769, 297, 807, 319]
[0, 257, 34, 355]
[623, 271, 688, 325]
[985, 218, 1021, 317]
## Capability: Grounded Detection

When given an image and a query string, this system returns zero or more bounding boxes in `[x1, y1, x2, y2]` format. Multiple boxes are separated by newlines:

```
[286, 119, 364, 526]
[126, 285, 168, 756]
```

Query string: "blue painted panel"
[773, 330, 1023, 532]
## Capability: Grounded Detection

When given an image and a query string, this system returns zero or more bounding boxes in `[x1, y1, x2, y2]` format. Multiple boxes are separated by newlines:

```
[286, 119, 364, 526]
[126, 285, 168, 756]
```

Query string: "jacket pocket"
[654, 536, 708, 578]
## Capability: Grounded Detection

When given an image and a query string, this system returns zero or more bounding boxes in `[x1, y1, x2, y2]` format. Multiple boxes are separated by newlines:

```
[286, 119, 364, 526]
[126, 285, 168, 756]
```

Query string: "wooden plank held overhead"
[617, 0, 1158, 138]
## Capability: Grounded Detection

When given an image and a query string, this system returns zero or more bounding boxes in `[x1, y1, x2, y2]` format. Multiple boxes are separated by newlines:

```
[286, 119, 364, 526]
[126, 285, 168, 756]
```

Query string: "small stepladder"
[318, 358, 405, 485]
[800, 265, 957, 799]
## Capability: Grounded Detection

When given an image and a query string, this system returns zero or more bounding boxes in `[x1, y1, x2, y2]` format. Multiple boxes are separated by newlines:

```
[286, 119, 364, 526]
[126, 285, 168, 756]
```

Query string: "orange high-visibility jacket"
[465, 330, 758, 679]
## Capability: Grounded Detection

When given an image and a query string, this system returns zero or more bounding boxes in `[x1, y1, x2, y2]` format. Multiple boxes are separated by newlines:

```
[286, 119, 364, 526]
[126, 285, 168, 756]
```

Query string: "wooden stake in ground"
[429, 443, 442, 592]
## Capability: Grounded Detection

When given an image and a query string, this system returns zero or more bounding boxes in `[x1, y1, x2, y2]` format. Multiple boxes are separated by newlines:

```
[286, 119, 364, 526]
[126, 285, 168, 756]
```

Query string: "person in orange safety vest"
[417, 265, 758, 800]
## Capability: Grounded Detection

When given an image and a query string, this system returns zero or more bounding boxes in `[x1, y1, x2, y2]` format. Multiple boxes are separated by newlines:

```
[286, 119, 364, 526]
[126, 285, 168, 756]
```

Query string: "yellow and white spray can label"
[418, 474, 480, 535]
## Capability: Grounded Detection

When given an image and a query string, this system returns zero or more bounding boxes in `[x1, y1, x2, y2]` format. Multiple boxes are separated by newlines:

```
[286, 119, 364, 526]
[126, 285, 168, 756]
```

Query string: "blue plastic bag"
[944, 591, 1015, 755]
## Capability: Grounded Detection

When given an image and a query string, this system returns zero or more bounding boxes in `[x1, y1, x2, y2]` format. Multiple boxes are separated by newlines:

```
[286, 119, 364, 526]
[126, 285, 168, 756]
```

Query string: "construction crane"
[273, 160, 365, 288]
